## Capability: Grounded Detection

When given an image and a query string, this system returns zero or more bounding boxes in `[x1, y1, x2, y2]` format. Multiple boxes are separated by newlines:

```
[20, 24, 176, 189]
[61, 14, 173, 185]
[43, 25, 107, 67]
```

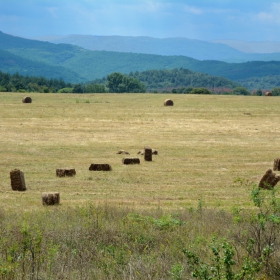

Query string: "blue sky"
[1, 0, 280, 41]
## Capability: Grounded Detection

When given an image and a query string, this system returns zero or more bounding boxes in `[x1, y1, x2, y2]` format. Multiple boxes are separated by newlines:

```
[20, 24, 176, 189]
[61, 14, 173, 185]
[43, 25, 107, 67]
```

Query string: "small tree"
[72, 84, 84, 93]
[271, 87, 280, 96]
[232, 87, 251, 96]
[106, 72, 145, 93]
[254, 89, 263, 96]
[189, 87, 211, 94]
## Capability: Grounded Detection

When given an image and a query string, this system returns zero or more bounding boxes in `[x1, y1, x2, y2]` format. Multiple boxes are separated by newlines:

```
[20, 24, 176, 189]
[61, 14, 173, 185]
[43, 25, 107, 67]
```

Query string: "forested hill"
[0, 49, 84, 82]
[127, 68, 240, 92]
[1, 31, 280, 89]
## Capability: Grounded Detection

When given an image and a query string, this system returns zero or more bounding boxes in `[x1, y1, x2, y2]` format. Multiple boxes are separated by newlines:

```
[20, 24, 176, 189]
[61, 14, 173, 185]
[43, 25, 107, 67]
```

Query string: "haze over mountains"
[1, 31, 280, 90]
[35, 34, 280, 63]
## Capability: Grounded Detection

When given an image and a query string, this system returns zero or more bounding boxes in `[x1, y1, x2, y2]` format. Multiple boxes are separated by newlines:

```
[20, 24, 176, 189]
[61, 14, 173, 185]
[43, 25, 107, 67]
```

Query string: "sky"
[1, 0, 280, 41]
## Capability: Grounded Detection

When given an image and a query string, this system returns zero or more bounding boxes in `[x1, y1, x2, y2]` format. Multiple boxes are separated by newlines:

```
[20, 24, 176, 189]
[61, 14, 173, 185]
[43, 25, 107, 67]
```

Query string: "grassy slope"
[0, 93, 279, 212]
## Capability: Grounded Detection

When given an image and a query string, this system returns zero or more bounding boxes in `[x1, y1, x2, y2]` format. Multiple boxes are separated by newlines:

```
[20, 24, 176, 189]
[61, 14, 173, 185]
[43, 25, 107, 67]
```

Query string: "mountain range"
[35, 34, 280, 63]
[1, 31, 280, 90]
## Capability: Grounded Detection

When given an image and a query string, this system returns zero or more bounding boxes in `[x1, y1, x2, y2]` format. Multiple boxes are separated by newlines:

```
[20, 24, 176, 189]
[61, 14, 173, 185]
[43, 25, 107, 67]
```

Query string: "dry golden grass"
[1, 92, 279, 212]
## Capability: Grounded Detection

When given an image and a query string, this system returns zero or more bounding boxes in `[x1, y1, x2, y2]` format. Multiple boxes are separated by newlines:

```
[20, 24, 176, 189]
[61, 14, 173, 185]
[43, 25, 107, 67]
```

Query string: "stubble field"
[1, 92, 279, 212]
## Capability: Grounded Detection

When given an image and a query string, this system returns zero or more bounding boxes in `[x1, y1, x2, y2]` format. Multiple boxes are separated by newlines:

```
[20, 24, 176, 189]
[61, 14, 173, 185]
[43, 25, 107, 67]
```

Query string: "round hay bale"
[164, 99, 174, 106]
[22, 96, 32, 103]
[265, 91, 273, 96]
[258, 169, 280, 189]
[42, 192, 60, 205]
[273, 158, 280, 171]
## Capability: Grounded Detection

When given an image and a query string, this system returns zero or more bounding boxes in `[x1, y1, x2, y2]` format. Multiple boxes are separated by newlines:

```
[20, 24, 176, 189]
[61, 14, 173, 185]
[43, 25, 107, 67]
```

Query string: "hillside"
[0, 49, 84, 82]
[38, 34, 280, 63]
[2, 31, 280, 89]
[211, 40, 280, 54]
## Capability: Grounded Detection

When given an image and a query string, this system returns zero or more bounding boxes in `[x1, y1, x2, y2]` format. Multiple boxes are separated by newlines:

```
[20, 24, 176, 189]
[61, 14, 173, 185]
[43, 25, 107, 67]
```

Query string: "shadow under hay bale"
[42, 192, 60, 205]
[89, 164, 112, 171]
[22, 96, 32, 103]
[273, 158, 280, 171]
[122, 158, 140, 165]
[56, 169, 76, 177]
[116, 150, 130, 155]
[10, 169, 26, 191]
[164, 99, 174, 106]
[259, 169, 280, 189]
[144, 146, 152, 161]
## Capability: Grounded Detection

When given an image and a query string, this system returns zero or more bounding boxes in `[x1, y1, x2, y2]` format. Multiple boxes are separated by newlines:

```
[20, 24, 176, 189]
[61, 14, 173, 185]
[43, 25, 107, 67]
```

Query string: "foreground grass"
[0, 195, 279, 279]
[1, 93, 280, 279]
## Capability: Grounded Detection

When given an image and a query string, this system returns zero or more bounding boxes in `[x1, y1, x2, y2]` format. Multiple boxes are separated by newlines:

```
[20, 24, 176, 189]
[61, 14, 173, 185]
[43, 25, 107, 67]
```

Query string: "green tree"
[85, 84, 106, 93]
[72, 83, 84, 93]
[271, 87, 280, 96]
[107, 72, 124, 93]
[254, 89, 263, 96]
[232, 87, 251, 95]
[107, 72, 145, 93]
[189, 87, 211, 94]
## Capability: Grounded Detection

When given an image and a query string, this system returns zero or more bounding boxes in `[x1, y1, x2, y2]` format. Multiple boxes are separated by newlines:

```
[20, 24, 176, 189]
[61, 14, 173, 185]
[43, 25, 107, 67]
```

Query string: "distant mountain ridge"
[1, 31, 280, 90]
[211, 40, 280, 54]
[36, 34, 280, 63]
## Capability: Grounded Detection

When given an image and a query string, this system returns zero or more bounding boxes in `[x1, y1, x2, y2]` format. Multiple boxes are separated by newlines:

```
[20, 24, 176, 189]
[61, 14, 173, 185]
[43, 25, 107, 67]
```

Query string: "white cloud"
[256, 2, 280, 24]
[183, 5, 203, 15]
[46, 7, 59, 18]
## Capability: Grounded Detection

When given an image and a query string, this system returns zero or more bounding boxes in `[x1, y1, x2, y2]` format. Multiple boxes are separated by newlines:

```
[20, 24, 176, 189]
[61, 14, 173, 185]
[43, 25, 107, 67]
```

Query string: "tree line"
[1, 69, 280, 95]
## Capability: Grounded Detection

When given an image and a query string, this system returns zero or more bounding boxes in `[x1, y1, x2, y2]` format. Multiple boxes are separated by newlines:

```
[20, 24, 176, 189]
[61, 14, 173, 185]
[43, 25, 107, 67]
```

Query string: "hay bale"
[56, 169, 76, 177]
[164, 99, 174, 106]
[42, 192, 60, 205]
[265, 91, 273, 96]
[10, 169, 26, 191]
[116, 150, 130, 155]
[273, 158, 280, 171]
[89, 164, 112, 171]
[259, 169, 280, 189]
[138, 149, 158, 155]
[152, 149, 158, 155]
[22, 96, 32, 103]
[122, 158, 140, 165]
[144, 146, 152, 161]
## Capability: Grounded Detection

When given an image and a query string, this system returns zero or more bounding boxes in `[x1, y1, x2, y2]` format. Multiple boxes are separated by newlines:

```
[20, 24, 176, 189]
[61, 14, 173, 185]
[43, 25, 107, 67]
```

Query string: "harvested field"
[1, 93, 280, 211]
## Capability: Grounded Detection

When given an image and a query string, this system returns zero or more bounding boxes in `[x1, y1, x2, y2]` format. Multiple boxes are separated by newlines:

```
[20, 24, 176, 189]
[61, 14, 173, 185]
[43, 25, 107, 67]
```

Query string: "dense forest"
[127, 68, 240, 92]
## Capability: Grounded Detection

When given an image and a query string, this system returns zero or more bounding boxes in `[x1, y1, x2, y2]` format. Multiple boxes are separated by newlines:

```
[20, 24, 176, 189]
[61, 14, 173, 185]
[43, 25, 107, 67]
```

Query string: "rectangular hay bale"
[56, 169, 76, 177]
[89, 164, 112, 171]
[144, 146, 153, 161]
[42, 192, 60, 205]
[10, 169, 26, 191]
[122, 158, 140, 165]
